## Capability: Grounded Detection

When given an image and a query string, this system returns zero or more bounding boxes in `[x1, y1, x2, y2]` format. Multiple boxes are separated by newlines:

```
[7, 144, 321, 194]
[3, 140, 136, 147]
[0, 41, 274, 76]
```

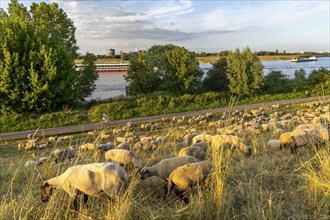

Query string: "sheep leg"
[174, 187, 189, 204]
[163, 180, 168, 199]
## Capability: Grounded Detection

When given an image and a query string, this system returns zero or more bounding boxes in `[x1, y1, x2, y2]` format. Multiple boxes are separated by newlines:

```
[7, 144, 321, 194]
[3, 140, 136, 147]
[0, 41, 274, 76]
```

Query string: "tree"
[262, 70, 292, 94]
[292, 68, 307, 91]
[0, 0, 97, 112]
[124, 44, 202, 95]
[76, 53, 98, 100]
[202, 57, 229, 92]
[124, 52, 161, 95]
[226, 47, 263, 96]
[162, 47, 203, 94]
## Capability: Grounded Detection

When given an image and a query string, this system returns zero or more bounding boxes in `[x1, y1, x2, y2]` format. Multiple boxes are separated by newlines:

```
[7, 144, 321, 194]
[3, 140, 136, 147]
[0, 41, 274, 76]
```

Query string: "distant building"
[107, 48, 115, 57]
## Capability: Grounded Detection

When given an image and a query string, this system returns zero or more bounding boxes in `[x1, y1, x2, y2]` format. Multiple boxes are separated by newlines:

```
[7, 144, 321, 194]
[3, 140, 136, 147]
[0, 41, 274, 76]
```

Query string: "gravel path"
[1, 95, 329, 141]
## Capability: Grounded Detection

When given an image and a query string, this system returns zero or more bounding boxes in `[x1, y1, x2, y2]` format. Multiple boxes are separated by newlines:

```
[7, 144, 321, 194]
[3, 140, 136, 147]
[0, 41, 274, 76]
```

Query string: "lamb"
[117, 142, 131, 150]
[290, 128, 329, 154]
[98, 142, 115, 152]
[279, 132, 292, 149]
[140, 156, 200, 180]
[178, 146, 207, 160]
[105, 149, 142, 168]
[40, 162, 127, 210]
[165, 161, 214, 203]
[211, 135, 252, 156]
[51, 148, 76, 163]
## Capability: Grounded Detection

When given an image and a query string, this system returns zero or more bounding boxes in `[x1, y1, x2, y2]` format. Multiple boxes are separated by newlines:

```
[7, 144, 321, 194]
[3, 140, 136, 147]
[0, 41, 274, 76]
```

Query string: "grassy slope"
[0, 100, 329, 219]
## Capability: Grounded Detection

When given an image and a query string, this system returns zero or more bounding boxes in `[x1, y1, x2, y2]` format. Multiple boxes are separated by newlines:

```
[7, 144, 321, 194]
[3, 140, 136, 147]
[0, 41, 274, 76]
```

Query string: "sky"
[1, 0, 329, 55]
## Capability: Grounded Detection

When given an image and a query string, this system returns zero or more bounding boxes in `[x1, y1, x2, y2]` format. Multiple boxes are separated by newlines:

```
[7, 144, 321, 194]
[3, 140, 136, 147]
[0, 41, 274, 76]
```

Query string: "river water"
[88, 56, 330, 100]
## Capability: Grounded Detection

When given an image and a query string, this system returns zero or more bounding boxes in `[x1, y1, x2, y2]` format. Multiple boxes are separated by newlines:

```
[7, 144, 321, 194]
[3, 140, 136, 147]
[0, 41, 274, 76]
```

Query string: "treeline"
[125, 44, 330, 98]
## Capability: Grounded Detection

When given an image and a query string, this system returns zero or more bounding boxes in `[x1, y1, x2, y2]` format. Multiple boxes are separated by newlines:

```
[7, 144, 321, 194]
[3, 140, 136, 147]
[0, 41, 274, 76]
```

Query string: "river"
[88, 56, 330, 100]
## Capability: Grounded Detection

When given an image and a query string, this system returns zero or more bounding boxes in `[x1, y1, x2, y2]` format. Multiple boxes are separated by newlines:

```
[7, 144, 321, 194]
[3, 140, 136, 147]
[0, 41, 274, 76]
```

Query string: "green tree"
[0, 0, 97, 112]
[262, 70, 292, 94]
[124, 52, 161, 95]
[202, 57, 229, 92]
[124, 44, 202, 95]
[162, 47, 203, 94]
[292, 68, 307, 91]
[226, 47, 263, 96]
[76, 53, 98, 100]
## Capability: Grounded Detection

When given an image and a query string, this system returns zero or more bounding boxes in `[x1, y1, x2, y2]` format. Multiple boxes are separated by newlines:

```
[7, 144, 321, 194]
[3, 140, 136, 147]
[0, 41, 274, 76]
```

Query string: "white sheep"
[211, 135, 252, 156]
[40, 162, 127, 210]
[51, 148, 76, 163]
[98, 142, 115, 152]
[105, 149, 142, 168]
[290, 128, 329, 154]
[24, 160, 41, 167]
[165, 161, 214, 203]
[267, 139, 280, 149]
[140, 156, 200, 180]
[178, 146, 207, 160]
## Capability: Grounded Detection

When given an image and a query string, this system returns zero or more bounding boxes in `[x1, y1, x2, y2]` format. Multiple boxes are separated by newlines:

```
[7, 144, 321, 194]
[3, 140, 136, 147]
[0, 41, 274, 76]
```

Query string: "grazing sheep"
[140, 156, 200, 180]
[98, 142, 115, 152]
[178, 146, 207, 160]
[279, 132, 292, 150]
[51, 148, 76, 163]
[183, 133, 199, 146]
[24, 160, 41, 167]
[290, 128, 329, 154]
[63, 135, 73, 141]
[48, 136, 58, 142]
[80, 143, 97, 151]
[190, 140, 208, 151]
[100, 132, 111, 140]
[40, 162, 127, 210]
[133, 141, 158, 151]
[116, 136, 127, 144]
[192, 133, 212, 145]
[295, 123, 325, 130]
[87, 130, 96, 136]
[117, 142, 131, 150]
[165, 161, 214, 203]
[211, 135, 252, 156]
[105, 149, 142, 168]
[38, 157, 49, 164]
[267, 139, 280, 149]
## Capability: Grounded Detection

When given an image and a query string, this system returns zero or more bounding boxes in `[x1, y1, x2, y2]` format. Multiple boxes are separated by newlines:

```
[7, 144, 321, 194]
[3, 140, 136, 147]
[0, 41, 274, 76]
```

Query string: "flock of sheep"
[19, 101, 330, 210]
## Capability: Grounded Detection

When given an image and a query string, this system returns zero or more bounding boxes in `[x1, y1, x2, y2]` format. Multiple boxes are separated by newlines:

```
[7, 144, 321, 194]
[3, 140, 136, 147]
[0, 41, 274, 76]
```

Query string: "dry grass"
[0, 101, 330, 219]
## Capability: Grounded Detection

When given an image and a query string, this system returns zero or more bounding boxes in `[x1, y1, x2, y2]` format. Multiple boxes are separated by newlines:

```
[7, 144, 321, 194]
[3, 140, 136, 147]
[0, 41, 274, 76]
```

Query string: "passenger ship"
[76, 63, 129, 73]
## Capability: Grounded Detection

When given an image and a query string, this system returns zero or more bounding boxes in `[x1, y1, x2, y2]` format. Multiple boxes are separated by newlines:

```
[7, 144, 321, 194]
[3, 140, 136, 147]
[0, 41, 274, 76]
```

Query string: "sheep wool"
[40, 162, 127, 210]
[105, 149, 142, 168]
[165, 161, 214, 202]
[140, 156, 200, 180]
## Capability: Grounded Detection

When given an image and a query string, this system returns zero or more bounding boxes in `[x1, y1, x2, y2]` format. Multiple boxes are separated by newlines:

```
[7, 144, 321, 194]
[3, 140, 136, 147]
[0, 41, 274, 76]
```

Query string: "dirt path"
[1, 95, 329, 141]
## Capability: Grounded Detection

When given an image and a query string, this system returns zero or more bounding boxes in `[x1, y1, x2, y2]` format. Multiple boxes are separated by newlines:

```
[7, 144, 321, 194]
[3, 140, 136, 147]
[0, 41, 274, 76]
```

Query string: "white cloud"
[64, 1, 79, 8]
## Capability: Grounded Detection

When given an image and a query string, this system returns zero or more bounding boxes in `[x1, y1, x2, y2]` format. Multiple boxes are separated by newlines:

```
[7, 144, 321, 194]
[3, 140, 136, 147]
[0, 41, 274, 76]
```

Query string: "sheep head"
[140, 168, 151, 179]
[40, 182, 53, 202]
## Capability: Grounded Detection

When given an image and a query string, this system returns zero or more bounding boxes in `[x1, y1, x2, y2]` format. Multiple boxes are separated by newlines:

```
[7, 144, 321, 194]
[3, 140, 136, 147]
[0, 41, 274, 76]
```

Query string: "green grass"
[1, 91, 321, 133]
[0, 99, 329, 219]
